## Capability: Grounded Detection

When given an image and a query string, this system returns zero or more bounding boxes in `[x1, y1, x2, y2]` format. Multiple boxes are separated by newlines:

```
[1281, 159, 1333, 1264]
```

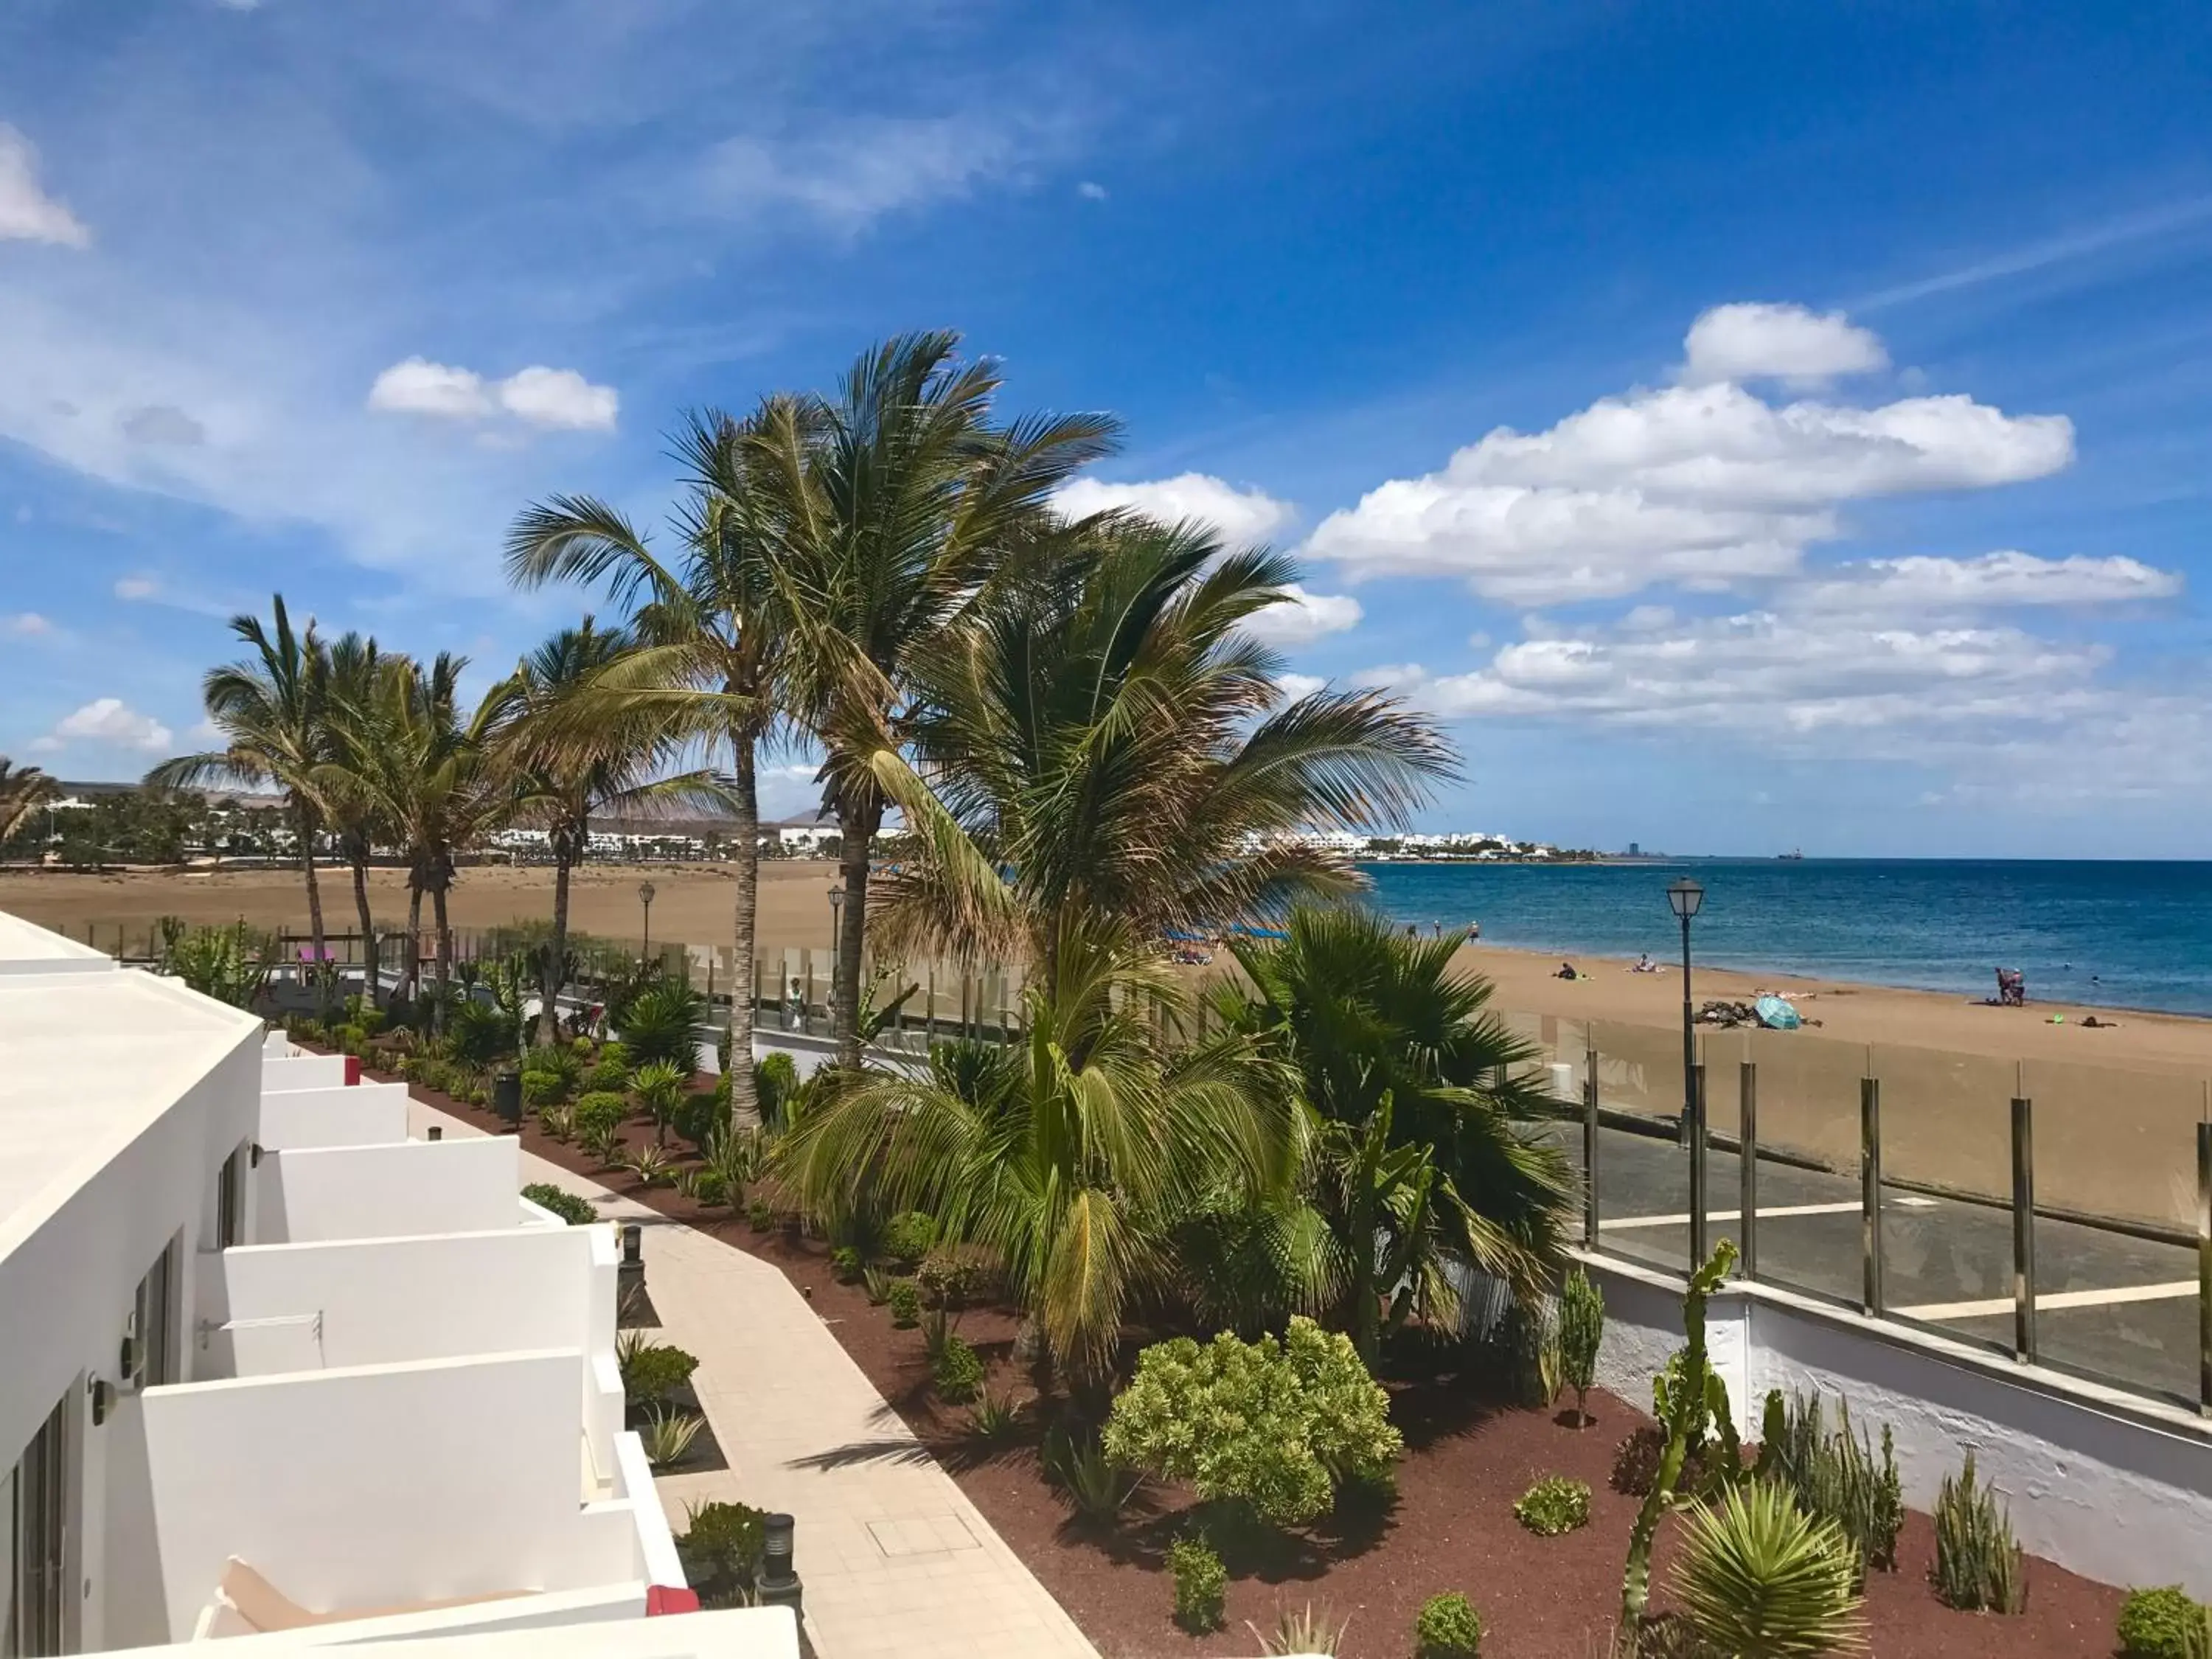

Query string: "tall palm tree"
[1217, 904, 1576, 1358]
[319, 631, 389, 1004]
[502, 616, 731, 1046]
[507, 407, 796, 1116]
[863, 513, 1459, 996]
[754, 333, 1123, 1066]
[779, 918, 1295, 1384]
[0, 759, 59, 849]
[149, 595, 333, 997]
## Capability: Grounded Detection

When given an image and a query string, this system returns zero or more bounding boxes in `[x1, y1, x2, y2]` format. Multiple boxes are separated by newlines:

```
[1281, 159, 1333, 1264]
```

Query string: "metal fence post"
[1688, 1062, 1709, 1265]
[1860, 1075, 1883, 1318]
[2198, 1119, 2212, 1417]
[1739, 1060, 1759, 1281]
[1582, 1046, 1601, 1251]
[2012, 1094, 2036, 1365]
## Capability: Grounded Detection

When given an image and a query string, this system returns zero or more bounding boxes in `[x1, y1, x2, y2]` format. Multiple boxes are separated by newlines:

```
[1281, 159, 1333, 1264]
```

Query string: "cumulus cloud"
[1276, 672, 1326, 702]
[4, 612, 52, 636]
[0, 124, 89, 248]
[1305, 311, 2073, 605]
[367, 357, 617, 432]
[1795, 552, 2182, 613]
[1680, 302, 1887, 386]
[1077, 180, 1108, 201]
[1242, 583, 1364, 647]
[37, 698, 174, 754]
[1055, 472, 1296, 544]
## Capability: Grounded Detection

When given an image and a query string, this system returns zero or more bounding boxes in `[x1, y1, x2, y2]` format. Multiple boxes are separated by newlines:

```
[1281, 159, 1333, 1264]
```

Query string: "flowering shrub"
[1101, 1316, 1402, 1529]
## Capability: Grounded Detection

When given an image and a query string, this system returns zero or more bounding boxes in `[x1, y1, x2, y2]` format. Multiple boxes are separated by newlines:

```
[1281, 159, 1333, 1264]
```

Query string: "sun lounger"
[193, 1557, 533, 1638]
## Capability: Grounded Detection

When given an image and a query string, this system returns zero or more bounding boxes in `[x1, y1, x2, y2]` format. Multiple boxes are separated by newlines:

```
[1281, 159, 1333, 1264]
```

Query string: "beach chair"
[1995, 967, 2025, 1006]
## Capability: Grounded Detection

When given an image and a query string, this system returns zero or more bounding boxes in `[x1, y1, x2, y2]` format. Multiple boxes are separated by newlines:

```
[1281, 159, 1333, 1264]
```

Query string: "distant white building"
[0, 910, 796, 1658]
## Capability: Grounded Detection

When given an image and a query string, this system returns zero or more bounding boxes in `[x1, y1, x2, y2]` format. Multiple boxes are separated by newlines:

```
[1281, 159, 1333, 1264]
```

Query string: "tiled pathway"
[408, 1097, 1098, 1659]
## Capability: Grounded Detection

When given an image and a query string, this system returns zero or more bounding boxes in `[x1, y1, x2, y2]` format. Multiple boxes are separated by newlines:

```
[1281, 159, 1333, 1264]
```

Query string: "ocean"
[1360, 859, 2212, 1018]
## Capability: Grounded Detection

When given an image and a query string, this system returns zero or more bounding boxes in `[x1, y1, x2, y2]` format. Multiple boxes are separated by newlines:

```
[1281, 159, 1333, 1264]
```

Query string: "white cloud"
[0, 124, 90, 248]
[1055, 472, 1296, 544]
[1242, 583, 1363, 647]
[1276, 672, 1326, 701]
[4, 612, 52, 636]
[367, 357, 493, 419]
[366, 357, 617, 432]
[700, 116, 1018, 231]
[1076, 180, 1108, 201]
[1306, 312, 2073, 605]
[495, 366, 619, 432]
[40, 698, 174, 754]
[1680, 302, 1887, 386]
[1796, 552, 2182, 613]
[114, 575, 159, 600]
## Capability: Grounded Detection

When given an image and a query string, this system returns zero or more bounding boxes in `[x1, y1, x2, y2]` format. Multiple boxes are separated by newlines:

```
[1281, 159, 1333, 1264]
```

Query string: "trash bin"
[493, 1069, 523, 1126]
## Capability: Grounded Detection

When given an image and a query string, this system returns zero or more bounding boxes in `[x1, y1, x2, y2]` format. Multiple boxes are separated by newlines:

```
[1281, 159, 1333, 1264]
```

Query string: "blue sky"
[3, 1, 2211, 855]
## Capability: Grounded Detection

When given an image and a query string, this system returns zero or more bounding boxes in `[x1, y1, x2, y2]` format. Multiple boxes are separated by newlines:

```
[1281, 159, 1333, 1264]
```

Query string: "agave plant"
[1248, 1601, 1350, 1658]
[641, 1405, 706, 1471]
[1041, 1426, 1144, 1526]
[1672, 1480, 1864, 1658]
[619, 1143, 678, 1187]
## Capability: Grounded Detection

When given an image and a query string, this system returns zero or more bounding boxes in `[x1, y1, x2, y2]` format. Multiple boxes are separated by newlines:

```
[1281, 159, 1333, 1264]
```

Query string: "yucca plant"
[1248, 1601, 1350, 1657]
[1042, 1426, 1144, 1526]
[641, 1405, 706, 1471]
[1933, 1452, 2025, 1613]
[861, 1265, 896, 1306]
[579, 1121, 623, 1166]
[538, 1103, 576, 1143]
[964, 1389, 1023, 1446]
[632, 1059, 687, 1146]
[1673, 1481, 1863, 1658]
[619, 1143, 678, 1187]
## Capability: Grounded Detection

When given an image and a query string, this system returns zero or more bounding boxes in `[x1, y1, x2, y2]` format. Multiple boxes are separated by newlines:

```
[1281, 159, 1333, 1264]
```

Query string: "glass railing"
[1539, 1012, 2212, 1416]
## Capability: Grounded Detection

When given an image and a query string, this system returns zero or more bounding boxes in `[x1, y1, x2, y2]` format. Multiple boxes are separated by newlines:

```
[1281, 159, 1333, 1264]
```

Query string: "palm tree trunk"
[727, 738, 762, 1127]
[296, 801, 328, 1014]
[403, 883, 424, 1005]
[433, 883, 453, 1022]
[541, 846, 573, 1047]
[351, 857, 377, 1007]
[832, 799, 880, 1070]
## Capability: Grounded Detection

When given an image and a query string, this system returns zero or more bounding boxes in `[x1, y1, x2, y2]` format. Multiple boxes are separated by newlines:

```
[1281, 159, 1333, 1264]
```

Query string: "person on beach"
[1466, 919, 1481, 940]
[1632, 952, 1657, 973]
[1556, 961, 1581, 981]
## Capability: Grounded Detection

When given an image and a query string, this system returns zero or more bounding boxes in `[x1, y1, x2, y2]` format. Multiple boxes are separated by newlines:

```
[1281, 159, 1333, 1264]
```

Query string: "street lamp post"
[638, 881, 656, 960]
[827, 886, 846, 1040]
[1667, 877, 1707, 1258]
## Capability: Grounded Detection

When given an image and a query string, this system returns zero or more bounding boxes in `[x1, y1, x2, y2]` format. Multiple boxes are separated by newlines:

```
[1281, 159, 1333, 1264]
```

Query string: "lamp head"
[1666, 877, 1705, 921]
[638, 880, 656, 905]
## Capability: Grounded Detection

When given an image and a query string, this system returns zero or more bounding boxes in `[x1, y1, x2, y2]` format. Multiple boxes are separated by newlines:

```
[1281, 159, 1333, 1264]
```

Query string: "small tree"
[1102, 1317, 1402, 1533]
[1559, 1265, 1605, 1427]
[632, 1060, 686, 1147]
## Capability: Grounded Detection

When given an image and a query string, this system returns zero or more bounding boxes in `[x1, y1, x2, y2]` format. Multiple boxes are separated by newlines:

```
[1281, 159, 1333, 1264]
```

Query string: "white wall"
[131, 1350, 646, 1644]
[99, 1604, 799, 1658]
[1580, 1253, 2212, 1599]
[257, 1083, 409, 1151]
[256, 1138, 521, 1244]
[262, 1053, 349, 1093]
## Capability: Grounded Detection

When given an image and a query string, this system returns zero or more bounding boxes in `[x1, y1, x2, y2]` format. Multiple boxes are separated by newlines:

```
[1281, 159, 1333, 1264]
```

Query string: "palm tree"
[501, 616, 730, 1046]
[778, 918, 1296, 1384]
[507, 407, 796, 1117]
[755, 333, 1123, 1066]
[318, 631, 390, 1004]
[148, 595, 333, 998]
[862, 513, 1458, 996]
[1217, 904, 1576, 1360]
[0, 759, 59, 849]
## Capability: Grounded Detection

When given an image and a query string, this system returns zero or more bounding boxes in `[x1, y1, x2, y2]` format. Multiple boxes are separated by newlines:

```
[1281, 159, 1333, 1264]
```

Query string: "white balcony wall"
[125, 1350, 650, 1646]
[262, 1052, 350, 1093]
[256, 1137, 521, 1243]
[257, 1083, 410, 1151]
[100, 1604, 800, 1658]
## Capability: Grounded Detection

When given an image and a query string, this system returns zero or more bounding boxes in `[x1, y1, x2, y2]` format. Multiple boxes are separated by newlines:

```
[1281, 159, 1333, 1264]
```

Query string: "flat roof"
[0, 945, 261, 1257]
[0, 908, 114, 970]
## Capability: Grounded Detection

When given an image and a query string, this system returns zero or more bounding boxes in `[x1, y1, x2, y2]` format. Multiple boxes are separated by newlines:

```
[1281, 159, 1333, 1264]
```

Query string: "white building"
[0, 911, 795, 1658]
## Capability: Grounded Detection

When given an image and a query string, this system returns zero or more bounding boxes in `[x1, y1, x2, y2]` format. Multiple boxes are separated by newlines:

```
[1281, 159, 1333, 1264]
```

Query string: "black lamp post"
[1667, 876, 1707, 1255]
[638, 880, 656, 958]
[827, 886, 845, 1038]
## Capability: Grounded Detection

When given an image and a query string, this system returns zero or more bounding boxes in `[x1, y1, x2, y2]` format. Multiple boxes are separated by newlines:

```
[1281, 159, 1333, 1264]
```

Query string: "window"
[131, 1240, 178, 1390]
[4, 1391, 70, 1658]
[216, 1145, 246, 1251]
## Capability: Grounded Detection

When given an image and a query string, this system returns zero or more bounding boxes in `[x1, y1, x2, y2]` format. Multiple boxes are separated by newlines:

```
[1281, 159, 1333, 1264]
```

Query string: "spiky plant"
[1933, 1451, 2025, 1613]
[1673, 1480, 1865, 1658]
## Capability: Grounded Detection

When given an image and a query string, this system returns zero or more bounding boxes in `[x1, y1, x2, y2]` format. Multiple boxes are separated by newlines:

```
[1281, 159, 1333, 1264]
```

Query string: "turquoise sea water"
[1360, 859, 2212, 1018]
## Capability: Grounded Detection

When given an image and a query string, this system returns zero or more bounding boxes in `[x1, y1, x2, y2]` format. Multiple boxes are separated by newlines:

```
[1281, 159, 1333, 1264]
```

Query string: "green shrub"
[2118, 1587, 2212, 1659]
[618, 1334, 700, 1404]
[917, 1242, 996, 1309]
[1102, 1316, 1403, 1531]
[1414, 1591, 1483, 1658]
[830, 1245, 863, 1283]
[1673, 1480, 1864, 1657]
[755, 1050, 799, 1124]
[1514, 1475, 1591, 1537]
[886, 1278, 922, 1328]
[1755, 1389, 1903, 1582]
[1933, 1451, 2025, 1613]
[448, 998, 520, 1065]
[1558, 1265, 1604, 1426]
[522, 1183, 598, 1225]
[1168, 1533, 1226, 1633]
[686, 1167, 731, 1207]
[523, 1041, 582, 1088]
[932, 1334, 984, 1403]
[672, 1086, 728, 1150]
[573, 1090, 629, 1141]
[880, 1209, 937, 1268]
[745, 1197, 774, 1232]
[676, 1500, 765, 1610]
[335, 1021, 369, 1053]
[520, 1068, 568, 1108]
[618, 981, 706, 1071]
[630, 1060, 687, 1141]
[585, 1043, 630, 1093]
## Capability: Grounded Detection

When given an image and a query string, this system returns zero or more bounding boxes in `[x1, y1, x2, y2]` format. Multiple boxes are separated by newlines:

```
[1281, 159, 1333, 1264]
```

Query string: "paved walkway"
[408, 1098, 1098, 1659]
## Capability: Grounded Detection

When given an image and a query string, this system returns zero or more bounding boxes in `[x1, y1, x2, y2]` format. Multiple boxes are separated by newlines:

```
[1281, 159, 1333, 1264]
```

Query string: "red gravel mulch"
[380, 1060, 2128, 1659]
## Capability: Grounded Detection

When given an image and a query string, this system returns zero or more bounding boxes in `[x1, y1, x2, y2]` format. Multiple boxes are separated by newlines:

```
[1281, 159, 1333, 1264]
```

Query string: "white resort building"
[0, 910, 796, 1658]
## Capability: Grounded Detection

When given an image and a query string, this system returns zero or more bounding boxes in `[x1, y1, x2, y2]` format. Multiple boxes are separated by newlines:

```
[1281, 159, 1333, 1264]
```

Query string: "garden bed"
[381, 1060, 2127, 1658]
